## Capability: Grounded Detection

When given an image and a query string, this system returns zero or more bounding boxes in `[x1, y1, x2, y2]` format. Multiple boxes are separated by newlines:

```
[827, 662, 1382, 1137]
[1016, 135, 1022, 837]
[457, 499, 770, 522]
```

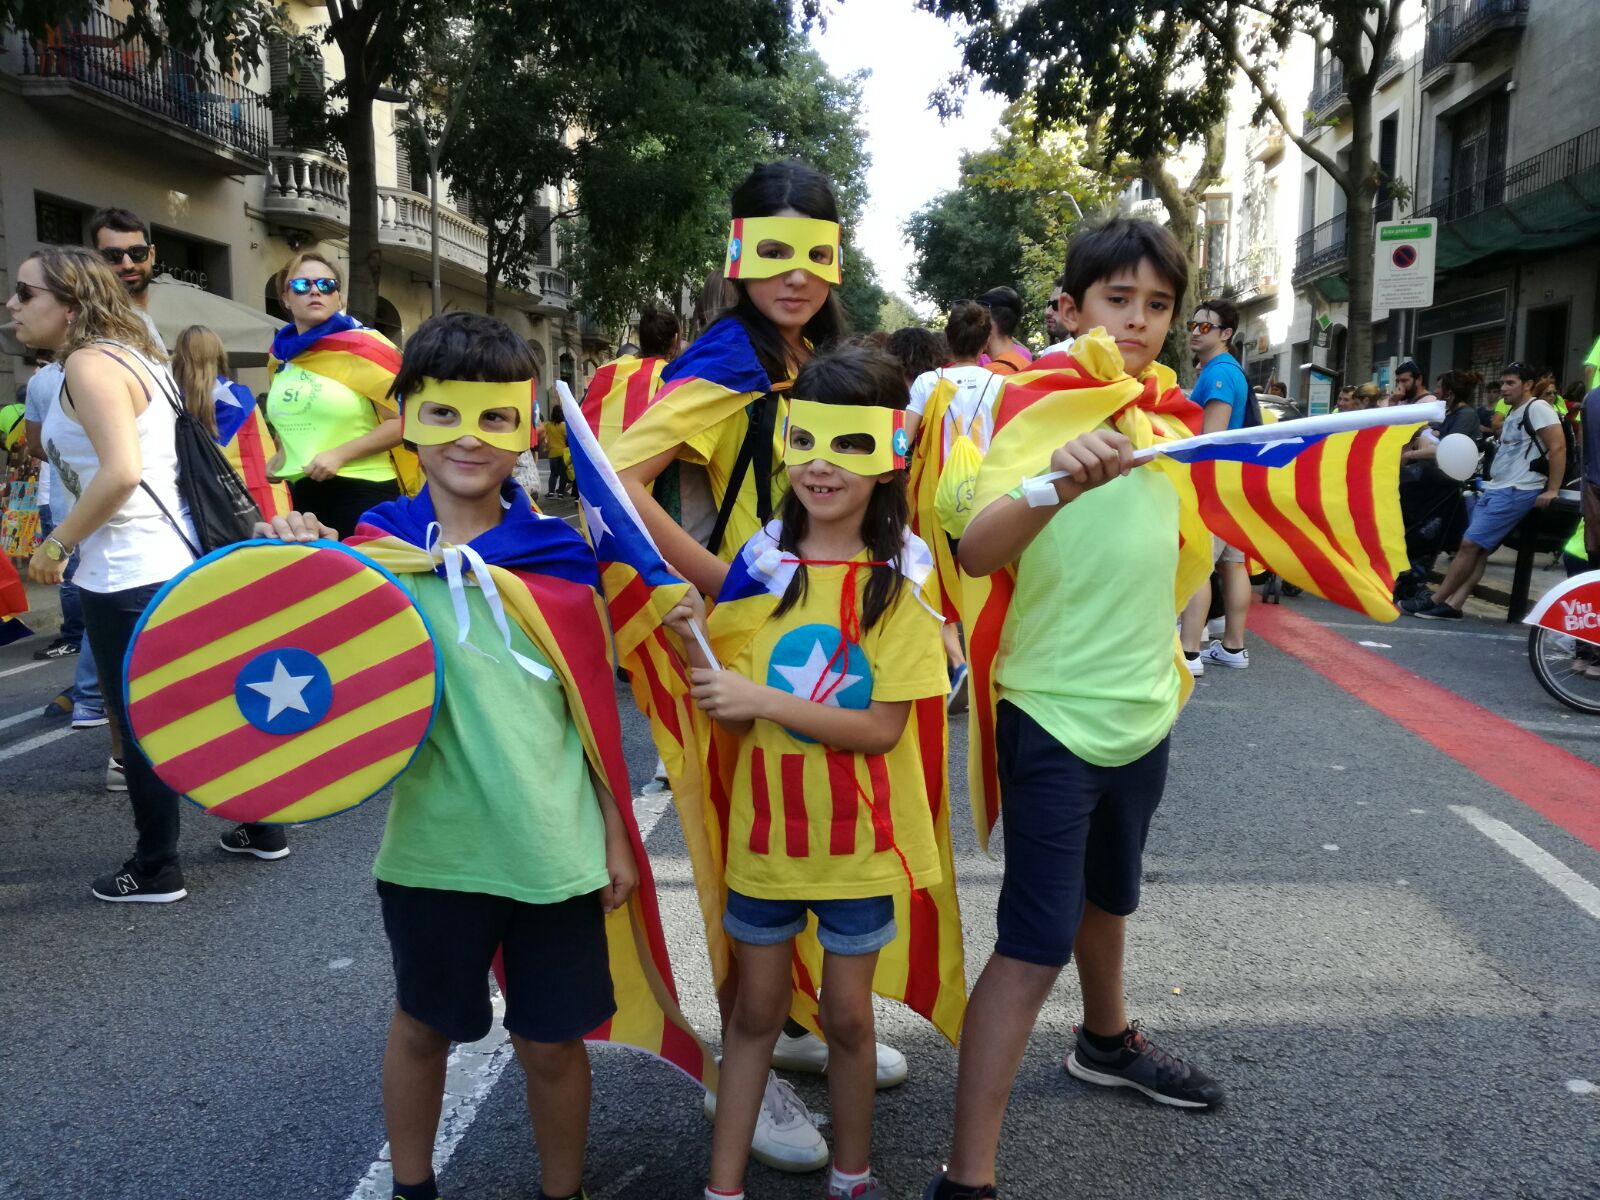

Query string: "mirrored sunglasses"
[288, 277, 340, 296]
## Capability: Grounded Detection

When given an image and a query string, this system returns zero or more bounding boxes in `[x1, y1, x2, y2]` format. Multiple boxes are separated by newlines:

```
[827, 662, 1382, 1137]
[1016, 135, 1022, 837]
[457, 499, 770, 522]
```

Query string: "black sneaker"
[1411, 601, 1463, 621]
[1064, 1021, 1223, 1109]
[1398, 591, 1435, 615]
[34, 637, 80, 660]
[922, 1173, 998, 1200]
[91, 859, 187, 904]
[219, 824, 290, 860]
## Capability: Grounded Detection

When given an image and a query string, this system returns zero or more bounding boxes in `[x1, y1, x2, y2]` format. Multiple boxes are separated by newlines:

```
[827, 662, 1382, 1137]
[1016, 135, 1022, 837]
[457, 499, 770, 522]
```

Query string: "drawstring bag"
[933, 373, 1000, 538]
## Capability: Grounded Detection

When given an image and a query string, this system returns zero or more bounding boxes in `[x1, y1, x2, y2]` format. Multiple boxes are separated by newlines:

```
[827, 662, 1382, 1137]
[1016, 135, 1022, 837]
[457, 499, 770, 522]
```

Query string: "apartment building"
[0, 1, 613, 400]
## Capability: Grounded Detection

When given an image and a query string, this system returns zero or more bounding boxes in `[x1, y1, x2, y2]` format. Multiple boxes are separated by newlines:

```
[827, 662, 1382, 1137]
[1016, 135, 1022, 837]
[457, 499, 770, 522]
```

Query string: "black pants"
[81, 582, 182, 873]
[547, 457, 571, 495]
[289, 476, 401, 541]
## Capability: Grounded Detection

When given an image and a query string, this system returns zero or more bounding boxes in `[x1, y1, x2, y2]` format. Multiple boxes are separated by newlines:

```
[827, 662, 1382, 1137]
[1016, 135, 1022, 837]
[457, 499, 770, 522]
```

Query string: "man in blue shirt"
[1180, 298, 1256, 672]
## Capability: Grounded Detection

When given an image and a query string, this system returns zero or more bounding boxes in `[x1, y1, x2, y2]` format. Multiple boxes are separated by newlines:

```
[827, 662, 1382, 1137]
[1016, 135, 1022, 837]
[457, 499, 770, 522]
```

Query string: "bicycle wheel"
[1527, 627, 1600, 715]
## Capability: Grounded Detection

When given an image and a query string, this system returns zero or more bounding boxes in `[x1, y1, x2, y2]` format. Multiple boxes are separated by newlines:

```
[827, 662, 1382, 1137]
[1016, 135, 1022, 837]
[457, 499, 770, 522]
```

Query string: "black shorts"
[288, 476, 401, 541]
[993, 701, 1170, 967]
[377, 881, 616, 1044]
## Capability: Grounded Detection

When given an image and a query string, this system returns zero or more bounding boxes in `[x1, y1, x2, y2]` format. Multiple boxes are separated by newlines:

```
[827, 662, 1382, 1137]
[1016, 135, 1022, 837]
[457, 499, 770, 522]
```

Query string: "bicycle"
[1525, 569, 1600, 715]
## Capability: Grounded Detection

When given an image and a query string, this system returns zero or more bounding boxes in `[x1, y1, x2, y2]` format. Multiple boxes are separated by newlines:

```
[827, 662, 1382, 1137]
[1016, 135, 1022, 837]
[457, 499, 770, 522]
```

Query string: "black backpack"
[1510, 402, 1578, 487]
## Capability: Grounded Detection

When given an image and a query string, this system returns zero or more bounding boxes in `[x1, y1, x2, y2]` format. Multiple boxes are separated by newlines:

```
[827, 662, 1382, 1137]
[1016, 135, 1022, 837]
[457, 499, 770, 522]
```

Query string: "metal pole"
[429, 152, 442, 317]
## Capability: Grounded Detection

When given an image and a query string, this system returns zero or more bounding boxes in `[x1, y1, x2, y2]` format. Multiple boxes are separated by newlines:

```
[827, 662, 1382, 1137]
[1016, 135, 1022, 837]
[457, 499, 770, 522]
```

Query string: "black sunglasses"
[98, 245, 152, 265]
[13, 280, 55, 303]
[288, 277, 340, 296]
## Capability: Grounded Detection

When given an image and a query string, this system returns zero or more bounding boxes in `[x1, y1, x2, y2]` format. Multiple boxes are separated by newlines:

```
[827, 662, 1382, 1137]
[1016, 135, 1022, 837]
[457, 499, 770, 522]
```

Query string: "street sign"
[1374, 218, 1438, 309]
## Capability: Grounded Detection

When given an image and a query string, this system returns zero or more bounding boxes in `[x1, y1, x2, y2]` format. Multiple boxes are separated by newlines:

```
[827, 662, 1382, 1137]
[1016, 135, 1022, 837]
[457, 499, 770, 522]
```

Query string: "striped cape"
[347, 491, 716, 1088]
[962, 331, 1206, 852]
[705, 525, 968, 1045]
[267, 319, 421, 495]
[213, 380, 289, 520]
[580, 355, 670, 447]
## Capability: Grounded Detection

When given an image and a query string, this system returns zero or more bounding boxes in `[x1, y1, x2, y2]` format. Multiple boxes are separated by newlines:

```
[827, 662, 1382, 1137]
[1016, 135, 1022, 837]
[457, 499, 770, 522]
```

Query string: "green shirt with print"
[373, 573, 610, 904]
[266, 361, 398, 483]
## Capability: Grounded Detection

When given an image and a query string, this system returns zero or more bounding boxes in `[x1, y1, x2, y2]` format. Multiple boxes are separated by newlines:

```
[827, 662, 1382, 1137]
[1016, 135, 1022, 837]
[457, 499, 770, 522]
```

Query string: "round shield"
[125, 539, 441, 825]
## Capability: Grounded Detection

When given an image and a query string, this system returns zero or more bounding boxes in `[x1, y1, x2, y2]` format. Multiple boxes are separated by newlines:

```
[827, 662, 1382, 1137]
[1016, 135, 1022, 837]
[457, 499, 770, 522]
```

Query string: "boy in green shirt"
[925, 220, 1222, 1200]
[260, 312, 639, 1200]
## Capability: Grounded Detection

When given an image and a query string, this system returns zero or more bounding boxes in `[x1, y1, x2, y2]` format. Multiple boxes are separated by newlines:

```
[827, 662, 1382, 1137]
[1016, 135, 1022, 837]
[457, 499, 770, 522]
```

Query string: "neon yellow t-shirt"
[682, 397, 791, 557]
[724, 561, 947, 901]
[998, 454, 1183, 767]
[266, 362, 397, 483]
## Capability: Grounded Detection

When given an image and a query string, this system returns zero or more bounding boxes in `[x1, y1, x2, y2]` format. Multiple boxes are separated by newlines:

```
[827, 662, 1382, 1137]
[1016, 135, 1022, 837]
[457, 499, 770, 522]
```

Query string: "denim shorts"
[1463, 486, 1541, 553]
[724, 889, 896, 956]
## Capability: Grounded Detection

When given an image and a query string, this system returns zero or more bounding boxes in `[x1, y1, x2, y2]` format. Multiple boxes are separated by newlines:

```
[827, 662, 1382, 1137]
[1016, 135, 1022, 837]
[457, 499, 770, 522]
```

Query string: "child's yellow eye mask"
[784, 399, 909, 476]
[724, 217, 844, 285]
[402, 378, 534, 453]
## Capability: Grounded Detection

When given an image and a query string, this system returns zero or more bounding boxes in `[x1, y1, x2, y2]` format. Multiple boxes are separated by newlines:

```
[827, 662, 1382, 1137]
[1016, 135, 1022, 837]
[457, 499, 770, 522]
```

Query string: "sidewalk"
[1432, 543, 1567, 622]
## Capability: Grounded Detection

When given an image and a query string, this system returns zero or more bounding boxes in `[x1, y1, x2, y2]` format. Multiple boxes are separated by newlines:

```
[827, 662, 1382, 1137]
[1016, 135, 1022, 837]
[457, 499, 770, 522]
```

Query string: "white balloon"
[1435, 432, 1479, 481]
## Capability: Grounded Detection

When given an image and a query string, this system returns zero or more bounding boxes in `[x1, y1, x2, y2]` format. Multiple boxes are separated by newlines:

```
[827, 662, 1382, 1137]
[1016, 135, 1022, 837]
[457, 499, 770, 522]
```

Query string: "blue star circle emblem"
[729, 237, 743, 263]
[233, 647, 333, 735]
[893, 427, 911, 458]
[766, 623, 873, 743]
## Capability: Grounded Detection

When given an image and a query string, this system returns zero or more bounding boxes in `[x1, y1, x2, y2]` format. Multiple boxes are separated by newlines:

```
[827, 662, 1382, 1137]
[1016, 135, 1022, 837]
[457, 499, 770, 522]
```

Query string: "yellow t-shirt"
[682, 396, 790, 557]
[266, 362, 397, 483]
[724, 561, 948, 901]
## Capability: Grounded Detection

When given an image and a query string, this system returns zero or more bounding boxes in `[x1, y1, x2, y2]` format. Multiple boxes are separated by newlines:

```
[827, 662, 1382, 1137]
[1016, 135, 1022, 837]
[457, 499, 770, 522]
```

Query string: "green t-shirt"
[373, 573, 610, 904]
[1585, 335, 1600, 383]
[997, 458, 1182, 767]
[266, 362, 397, 483]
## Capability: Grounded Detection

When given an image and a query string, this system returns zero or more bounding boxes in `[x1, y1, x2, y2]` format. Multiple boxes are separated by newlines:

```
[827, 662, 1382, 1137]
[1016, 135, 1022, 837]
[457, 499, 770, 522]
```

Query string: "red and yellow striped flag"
[580, 355, 669, 449]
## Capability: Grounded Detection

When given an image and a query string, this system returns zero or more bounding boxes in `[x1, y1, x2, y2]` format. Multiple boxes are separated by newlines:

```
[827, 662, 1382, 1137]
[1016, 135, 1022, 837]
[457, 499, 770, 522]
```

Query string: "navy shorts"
[378, 881, 616, 1044]
[993, 701, 1170, 967]
[724, 889, 896, 956]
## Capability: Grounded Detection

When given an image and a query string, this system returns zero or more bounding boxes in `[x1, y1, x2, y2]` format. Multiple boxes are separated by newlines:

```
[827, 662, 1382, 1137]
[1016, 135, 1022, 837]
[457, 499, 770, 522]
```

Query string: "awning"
[147, 276, 281, 366]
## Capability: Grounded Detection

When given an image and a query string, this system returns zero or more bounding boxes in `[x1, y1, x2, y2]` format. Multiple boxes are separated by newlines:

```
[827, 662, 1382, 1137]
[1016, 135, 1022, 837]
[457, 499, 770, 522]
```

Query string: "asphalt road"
[2, 589, 1596, 1200]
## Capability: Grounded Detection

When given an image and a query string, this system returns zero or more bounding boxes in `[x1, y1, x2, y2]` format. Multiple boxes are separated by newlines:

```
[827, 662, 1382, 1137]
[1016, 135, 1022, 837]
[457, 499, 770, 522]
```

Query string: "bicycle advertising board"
[1523, 570, 1600, 648]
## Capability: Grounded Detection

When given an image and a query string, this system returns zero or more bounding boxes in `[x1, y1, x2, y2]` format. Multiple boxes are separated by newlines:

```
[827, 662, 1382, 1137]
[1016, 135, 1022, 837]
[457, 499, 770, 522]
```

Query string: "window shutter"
[531, 203, 553, 266]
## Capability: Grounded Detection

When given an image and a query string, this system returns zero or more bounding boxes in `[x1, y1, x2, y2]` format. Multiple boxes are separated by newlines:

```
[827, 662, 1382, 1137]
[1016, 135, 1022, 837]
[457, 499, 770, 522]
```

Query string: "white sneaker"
[1185, 655, 1204, 678]
[702, 1068, 830, 1173]
[1205, 616, 1226, 639]
[770, 1030, 909, 1089]
[105, 757, 127, 792]
[1199, 640, 1249, 669]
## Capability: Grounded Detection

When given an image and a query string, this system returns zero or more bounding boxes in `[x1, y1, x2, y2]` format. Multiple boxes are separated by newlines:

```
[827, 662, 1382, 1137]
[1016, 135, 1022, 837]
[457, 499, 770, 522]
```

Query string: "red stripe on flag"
[968, 574, 1014, 838]
[128, 582, 417, 733]
[867, 754, 893, 853]
[583, 364, 619, 435]
[1237, 461, 1364, 611]
[781, 753, 809, 858]
[1347, 427, 1392, 586]
[622, 360, 657, 429]
[1293, 440, 1338, 547]
[915, 697, 944, 819]
[634, 634, 685, 746]
[826, 750, 858, 856]
[749, 747, 772, 855]
[205, 711, 430, 823]
[903, 889, 941, 1018]
[608, 573, 653, 634]
[156, 643, 436, 796]
[312, 330, 402, 373]
[130, 551, 369, 670]
[233, 414, 277, 518]
[659, 1017, 708, 1082]
[709, 735, 734, 868]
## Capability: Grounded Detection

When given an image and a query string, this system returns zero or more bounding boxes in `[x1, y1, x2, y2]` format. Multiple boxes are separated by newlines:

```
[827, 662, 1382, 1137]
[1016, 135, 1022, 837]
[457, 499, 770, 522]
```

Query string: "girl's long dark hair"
[723, 160, 850, 382]
[773, 345, 910, 632]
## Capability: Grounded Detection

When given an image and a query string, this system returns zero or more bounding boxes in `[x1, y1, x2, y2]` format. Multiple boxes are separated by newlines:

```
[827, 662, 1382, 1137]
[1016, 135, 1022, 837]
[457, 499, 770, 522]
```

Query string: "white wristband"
[1022, 475, 1063, 508]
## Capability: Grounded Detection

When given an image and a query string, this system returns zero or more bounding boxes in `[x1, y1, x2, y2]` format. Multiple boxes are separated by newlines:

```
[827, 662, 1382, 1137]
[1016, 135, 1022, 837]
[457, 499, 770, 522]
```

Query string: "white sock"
[831, 1163, 871, 1190]
[704, 1189, 744, 1200]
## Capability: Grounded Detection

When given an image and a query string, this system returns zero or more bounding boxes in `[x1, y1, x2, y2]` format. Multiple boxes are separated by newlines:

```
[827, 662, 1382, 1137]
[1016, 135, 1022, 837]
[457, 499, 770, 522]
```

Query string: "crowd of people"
[6, 158, 1598, 1200]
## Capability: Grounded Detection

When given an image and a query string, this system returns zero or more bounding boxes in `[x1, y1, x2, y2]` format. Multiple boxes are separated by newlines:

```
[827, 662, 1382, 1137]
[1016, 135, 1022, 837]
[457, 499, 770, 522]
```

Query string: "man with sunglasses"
[89, 207, 163, 347]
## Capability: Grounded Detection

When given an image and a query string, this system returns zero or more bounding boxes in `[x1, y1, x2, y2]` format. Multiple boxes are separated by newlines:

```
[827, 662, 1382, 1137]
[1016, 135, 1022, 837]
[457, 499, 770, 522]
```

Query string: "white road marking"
[1322, 844, 1340, 851]
[345, 789, 677, 1200]
[1318, 619, 1522, 643]
[0, 660, 51, 680]
[1357, 640, 1392, 648]
[0, 727, 74, 763]
[1449, 805, 1600, 921]
[0, 708, 46, 733]
[1567, 1078, 1597, 1096]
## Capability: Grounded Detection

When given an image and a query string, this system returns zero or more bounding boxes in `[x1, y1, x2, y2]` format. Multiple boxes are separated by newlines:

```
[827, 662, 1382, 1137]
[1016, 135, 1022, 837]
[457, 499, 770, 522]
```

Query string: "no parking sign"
[1374, 219, 1437, 309]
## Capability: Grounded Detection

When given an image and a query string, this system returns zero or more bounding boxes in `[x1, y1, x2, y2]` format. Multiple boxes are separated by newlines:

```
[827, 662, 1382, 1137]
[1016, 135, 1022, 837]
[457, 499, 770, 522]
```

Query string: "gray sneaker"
[1064, 1021, 1223, 1109]
[829, 1174, 884, 1198]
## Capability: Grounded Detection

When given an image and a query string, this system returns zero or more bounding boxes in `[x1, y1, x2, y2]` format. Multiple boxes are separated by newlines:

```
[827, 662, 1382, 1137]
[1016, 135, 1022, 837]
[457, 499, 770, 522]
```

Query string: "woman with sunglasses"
[266, 252, 413, 538]
[10, 246, 207, 903]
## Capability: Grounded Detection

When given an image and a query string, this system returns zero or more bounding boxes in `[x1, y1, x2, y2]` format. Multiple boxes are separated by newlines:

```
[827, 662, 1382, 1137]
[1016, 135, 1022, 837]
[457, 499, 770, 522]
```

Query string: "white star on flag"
[216, 389, 244, 408]
[773, 638, 861, 705]
[246, 657, 315, 721]
[1258, 437, 1303, 455]
[580, 492, 612, 547]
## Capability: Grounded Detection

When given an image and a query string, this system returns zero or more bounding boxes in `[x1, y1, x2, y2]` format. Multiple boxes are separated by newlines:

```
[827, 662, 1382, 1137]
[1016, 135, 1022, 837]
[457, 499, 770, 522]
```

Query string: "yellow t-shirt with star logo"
[724, 561, 948, 901]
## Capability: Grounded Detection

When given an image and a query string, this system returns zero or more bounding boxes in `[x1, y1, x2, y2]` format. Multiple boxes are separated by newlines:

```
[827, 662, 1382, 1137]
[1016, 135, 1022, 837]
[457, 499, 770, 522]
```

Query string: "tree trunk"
[341, 88, 382, 324]
[1342, 82, 1380, 383]
[483, 224, 499, 316]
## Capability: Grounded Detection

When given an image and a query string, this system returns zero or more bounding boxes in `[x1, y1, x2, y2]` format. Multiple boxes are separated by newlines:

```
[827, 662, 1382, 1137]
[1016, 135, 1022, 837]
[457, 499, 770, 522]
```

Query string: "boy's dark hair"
[391, 311, 535, 398]
[1061, 218, 1188, 309]
[775, 344, 910, 632]
[977, 286, 1021, 337]
[725, 160, 850, 379]
[637, 306, 679, 357]
[1196, 297, 1239, 340]
[945, 300, 992, 358]
[885, 326, 947, 384]
[88, 207, 149, 244]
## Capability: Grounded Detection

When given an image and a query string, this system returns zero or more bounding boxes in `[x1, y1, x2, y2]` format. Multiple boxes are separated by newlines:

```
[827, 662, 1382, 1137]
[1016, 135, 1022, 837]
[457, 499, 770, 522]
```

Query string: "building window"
[1199, 196, 1230, 293]
[36, 194, 89, 245]
[152, 225, 231, 297]
[1434, 90, 1509, 218]
[1375, 114, 1399, 221]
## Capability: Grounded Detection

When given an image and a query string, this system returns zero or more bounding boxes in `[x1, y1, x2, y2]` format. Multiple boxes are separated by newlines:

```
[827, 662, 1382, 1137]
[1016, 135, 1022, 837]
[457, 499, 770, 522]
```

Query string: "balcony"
[1229, 248, 1282, 304]
[263, 148, 350, 240]
[1247, 122, 1285, 163]
[1307, 60, 1349, 125]
[1292, 214, 1349, 291]
[578, 313, 610, 346]
[1377, 47, 1405, 86]
[11, 9, 269, 171]
[376, 186, 489, 286]
[1416, 123, 1600, 271]
[535, 269, 570, 316]
[1424, 0, 1529, 80]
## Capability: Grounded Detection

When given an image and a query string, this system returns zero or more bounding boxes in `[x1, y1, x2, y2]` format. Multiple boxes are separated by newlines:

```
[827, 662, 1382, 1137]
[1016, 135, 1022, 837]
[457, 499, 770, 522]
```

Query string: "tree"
[923, 0, 1405, 380]
[879, 293, 925, 333]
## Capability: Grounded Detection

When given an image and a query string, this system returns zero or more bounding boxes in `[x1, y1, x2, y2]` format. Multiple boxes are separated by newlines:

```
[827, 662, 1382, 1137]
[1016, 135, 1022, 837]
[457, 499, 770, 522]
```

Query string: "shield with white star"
[765, 622, 873, 743]
[124, 540, 441, 824]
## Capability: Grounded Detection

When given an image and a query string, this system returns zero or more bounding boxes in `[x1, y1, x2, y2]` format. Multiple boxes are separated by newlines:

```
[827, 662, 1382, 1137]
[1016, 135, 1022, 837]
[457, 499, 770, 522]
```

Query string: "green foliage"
[878, 293, 925, 333]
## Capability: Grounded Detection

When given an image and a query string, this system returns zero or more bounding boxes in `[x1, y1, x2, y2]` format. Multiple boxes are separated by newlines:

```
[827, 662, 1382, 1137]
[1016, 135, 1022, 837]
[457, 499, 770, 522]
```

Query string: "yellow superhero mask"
[402, 378, 534, 453]
[784, 399, 909, 475]
[724, 217, 844, 285]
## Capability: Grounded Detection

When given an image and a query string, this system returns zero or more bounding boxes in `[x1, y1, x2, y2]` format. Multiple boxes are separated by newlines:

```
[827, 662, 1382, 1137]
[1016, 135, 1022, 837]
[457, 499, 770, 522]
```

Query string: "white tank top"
[41, 342, 197, 593]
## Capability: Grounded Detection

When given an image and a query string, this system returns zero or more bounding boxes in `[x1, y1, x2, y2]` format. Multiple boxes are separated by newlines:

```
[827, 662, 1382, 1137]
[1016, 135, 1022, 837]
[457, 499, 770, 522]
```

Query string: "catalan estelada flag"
[268, 314, 421, 495]
[962, 331, 1206, 851]
[580, 354, 670, 450]
[0, 553, 27, 621]
[213, 379, 290, 520]
[350, 485, 718, 1089]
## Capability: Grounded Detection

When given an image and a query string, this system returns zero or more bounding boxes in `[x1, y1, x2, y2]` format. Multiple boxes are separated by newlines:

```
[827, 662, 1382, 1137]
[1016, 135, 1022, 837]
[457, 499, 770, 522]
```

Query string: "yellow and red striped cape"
[222, 407, 290, 520]
[346, 522, 718, 1088]
[580, 355, 670, 449]
[961, 331, 1208, 852]
[268, 326, 422, 495]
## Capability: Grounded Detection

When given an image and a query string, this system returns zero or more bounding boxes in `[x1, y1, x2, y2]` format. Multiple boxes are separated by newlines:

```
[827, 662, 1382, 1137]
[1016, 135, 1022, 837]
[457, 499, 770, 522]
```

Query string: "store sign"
[1373, 219, 1438, 309]
[1417, 289, 1508, 340]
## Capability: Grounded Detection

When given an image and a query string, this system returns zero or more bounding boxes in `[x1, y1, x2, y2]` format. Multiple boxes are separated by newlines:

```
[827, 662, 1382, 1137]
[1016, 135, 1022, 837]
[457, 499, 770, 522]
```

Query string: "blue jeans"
[39, 505, 101, 711]
[723, 889, 896, 956]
